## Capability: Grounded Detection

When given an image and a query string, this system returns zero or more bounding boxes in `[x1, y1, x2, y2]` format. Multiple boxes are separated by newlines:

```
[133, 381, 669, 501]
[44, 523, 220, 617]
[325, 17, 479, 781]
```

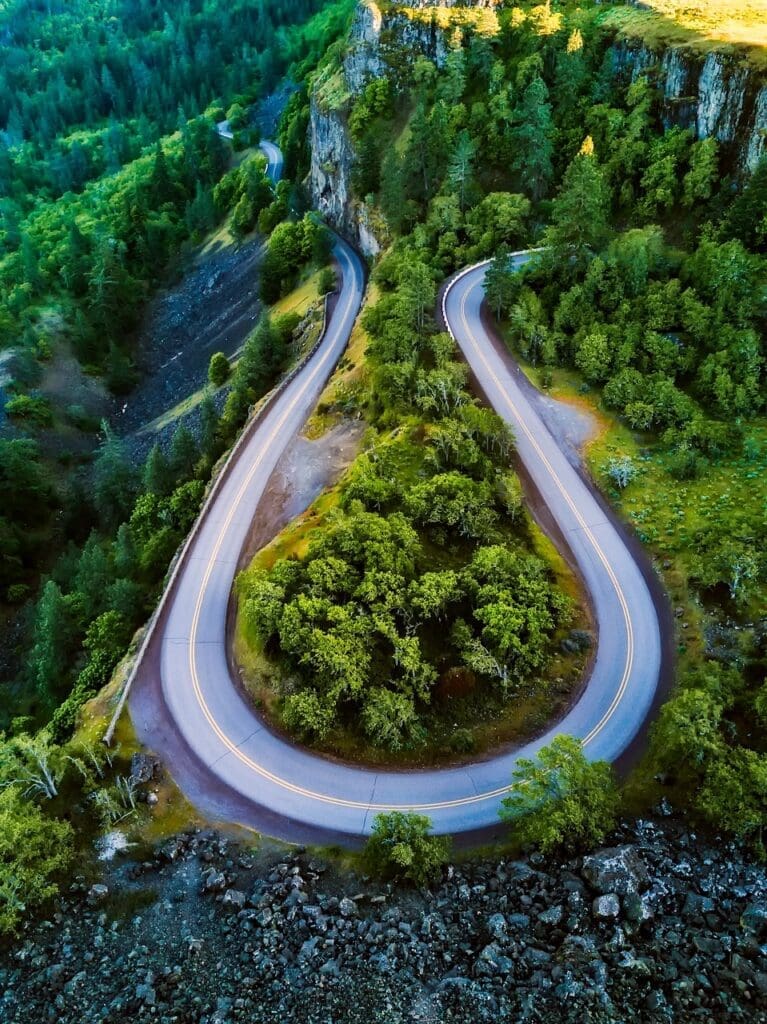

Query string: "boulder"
[129, 753, 160, 785]
[86, 884, 109, 905]
[740, 902, 767, 935]
[338, 897, 358, 918]
[582, 847, 648, 897]
[222, 889, 246, 909]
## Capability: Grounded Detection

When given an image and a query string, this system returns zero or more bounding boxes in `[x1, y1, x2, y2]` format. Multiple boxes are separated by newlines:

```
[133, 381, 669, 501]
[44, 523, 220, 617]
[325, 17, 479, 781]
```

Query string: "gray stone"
[87, 884, 109, 905]
[203, 870, 227, 894]
[129, 753, 159, 785]
[592, 894, 621, 920]
[338, 897, 358, 918]
[222, 889, 246, 909]
[539, 905, 564, 927]
[623, 892, 653, 925]
[741, 902, 767, 934]
[486, 913, 506, 939]
[582, 847, 648, 897]
[683, 892, 716, 919]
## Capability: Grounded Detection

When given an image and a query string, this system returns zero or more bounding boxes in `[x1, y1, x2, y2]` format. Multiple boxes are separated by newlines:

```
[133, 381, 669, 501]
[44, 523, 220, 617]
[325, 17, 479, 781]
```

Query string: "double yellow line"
[180, 254, 635, 814]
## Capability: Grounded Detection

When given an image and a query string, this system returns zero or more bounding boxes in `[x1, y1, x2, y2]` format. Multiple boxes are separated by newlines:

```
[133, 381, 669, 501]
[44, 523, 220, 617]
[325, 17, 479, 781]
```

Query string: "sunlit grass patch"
[602, 0, 767, 70]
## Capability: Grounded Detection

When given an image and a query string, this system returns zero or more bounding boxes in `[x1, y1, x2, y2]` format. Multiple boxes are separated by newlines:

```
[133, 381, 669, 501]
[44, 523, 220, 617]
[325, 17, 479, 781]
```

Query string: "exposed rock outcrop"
[309, 0, 452, 256]
[614, 40, 767, 171]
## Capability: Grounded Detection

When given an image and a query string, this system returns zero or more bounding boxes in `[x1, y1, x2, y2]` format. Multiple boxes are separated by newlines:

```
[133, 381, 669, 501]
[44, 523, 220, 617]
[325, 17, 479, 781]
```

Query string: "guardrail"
[103, 290, 332, 744]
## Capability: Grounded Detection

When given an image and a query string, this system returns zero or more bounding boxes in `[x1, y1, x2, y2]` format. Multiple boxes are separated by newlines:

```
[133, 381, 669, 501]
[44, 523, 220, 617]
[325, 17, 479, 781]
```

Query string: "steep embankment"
[310, 0, 456, 254]
[308, 0, 767, 251]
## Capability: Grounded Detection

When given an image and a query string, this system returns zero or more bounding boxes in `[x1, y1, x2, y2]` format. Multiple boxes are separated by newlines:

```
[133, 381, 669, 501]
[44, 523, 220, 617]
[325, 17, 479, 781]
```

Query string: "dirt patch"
[526, 387, 598, 462]
[236, 418, 366, 573]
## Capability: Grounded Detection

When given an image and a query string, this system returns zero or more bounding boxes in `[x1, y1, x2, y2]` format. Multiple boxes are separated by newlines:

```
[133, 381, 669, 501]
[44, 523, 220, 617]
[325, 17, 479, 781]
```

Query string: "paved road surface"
[129, 152, 664, 841]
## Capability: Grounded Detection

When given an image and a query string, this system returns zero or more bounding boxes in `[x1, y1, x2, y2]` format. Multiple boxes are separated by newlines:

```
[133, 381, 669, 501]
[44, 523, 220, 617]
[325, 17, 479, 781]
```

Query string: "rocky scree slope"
[309, 0, 767, 255]
[3, 820, 767, 1022]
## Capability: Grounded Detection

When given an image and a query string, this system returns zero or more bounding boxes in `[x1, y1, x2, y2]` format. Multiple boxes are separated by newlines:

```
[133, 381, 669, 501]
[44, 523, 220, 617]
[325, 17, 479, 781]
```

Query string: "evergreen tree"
[28, 581, 72, 701]
[143, 443, 171, 495]
[93, 421, 137, 528]
[726, 157, 767, 252]
[543, 142, 611, 267]
[511, 76, 554, 201]
[168, 425, 198, 484]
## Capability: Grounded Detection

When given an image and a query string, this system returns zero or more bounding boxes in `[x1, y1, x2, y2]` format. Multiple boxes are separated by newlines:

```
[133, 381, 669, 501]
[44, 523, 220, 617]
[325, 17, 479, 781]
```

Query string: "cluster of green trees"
[364, 735, 619, 884]
[646, 662, 767, 852]
[3, 119, 230, 377]
[261, 215, 331, 301]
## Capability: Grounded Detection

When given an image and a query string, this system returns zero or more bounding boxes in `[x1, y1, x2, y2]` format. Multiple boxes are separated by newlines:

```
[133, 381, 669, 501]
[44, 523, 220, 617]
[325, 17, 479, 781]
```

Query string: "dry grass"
[603, 0, 767, 70]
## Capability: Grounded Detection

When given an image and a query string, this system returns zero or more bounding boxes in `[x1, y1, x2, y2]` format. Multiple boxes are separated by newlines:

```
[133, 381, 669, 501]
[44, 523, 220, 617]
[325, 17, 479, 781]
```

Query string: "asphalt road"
[129, 152, 663, 841]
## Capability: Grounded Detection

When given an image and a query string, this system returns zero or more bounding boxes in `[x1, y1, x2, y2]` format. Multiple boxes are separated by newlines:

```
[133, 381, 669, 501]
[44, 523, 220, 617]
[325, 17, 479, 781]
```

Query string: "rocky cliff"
[309, 2, 767, 255]
[309, 0, 450, 256]
[613, 41, 767, 172]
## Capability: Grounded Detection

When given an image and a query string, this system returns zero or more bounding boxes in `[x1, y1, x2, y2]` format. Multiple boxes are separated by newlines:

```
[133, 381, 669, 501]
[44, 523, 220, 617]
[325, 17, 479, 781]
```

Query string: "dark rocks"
[582, 846, 649, 897]
[4, 821, 767, 1023]
[129, 753, 160, 785]
[222, 889, 246, 909]
[338, 897, 358, 918]
[592, 894, 621, 920]
[86, 884, 108, 906]
[741, 902, 767, 934]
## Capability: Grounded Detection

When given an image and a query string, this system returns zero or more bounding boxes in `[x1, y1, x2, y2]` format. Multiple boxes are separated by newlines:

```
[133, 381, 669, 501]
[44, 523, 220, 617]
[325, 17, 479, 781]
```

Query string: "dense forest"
[0, 0, 353, 729]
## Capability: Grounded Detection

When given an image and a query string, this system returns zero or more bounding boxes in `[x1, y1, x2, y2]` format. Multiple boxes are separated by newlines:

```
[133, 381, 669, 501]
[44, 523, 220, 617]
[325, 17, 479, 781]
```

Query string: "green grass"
[517, 356, 767, 679]
[602, 0, 767, 70]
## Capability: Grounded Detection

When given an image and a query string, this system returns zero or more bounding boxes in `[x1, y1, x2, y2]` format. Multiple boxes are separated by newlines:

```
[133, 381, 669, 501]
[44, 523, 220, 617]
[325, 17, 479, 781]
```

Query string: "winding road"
[127, 143, 665, 843]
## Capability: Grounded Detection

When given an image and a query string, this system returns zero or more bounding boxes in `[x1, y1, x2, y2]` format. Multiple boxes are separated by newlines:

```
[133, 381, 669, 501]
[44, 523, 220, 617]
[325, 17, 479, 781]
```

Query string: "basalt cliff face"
[613, 41, 767, 172]
[309, 2, 767, 255]
[309, 0, 450, 256]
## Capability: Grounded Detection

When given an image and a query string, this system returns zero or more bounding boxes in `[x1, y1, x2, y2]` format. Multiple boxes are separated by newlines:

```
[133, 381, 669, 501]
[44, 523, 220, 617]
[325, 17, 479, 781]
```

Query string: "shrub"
[499, 735, 619, 854]
[319, 266, 336, 295]
[364, 811, 451, 887]
[208, 351, 231, 387]
[0, 787, 74, 934]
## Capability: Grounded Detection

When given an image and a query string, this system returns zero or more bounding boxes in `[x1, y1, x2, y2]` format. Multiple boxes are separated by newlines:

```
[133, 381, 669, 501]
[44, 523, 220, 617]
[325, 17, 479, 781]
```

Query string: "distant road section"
[128, 148, 665, 843]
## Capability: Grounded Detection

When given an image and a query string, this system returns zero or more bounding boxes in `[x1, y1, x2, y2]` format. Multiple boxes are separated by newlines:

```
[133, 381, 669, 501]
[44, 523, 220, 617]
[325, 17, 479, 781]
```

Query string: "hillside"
[1, 1, 767, 1017]
[605, 0, 767, 70]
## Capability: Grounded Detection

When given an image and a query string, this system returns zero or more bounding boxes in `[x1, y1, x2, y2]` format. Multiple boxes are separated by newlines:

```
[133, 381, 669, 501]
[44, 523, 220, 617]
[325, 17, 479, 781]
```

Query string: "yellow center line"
[178, 254, 636, 815]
